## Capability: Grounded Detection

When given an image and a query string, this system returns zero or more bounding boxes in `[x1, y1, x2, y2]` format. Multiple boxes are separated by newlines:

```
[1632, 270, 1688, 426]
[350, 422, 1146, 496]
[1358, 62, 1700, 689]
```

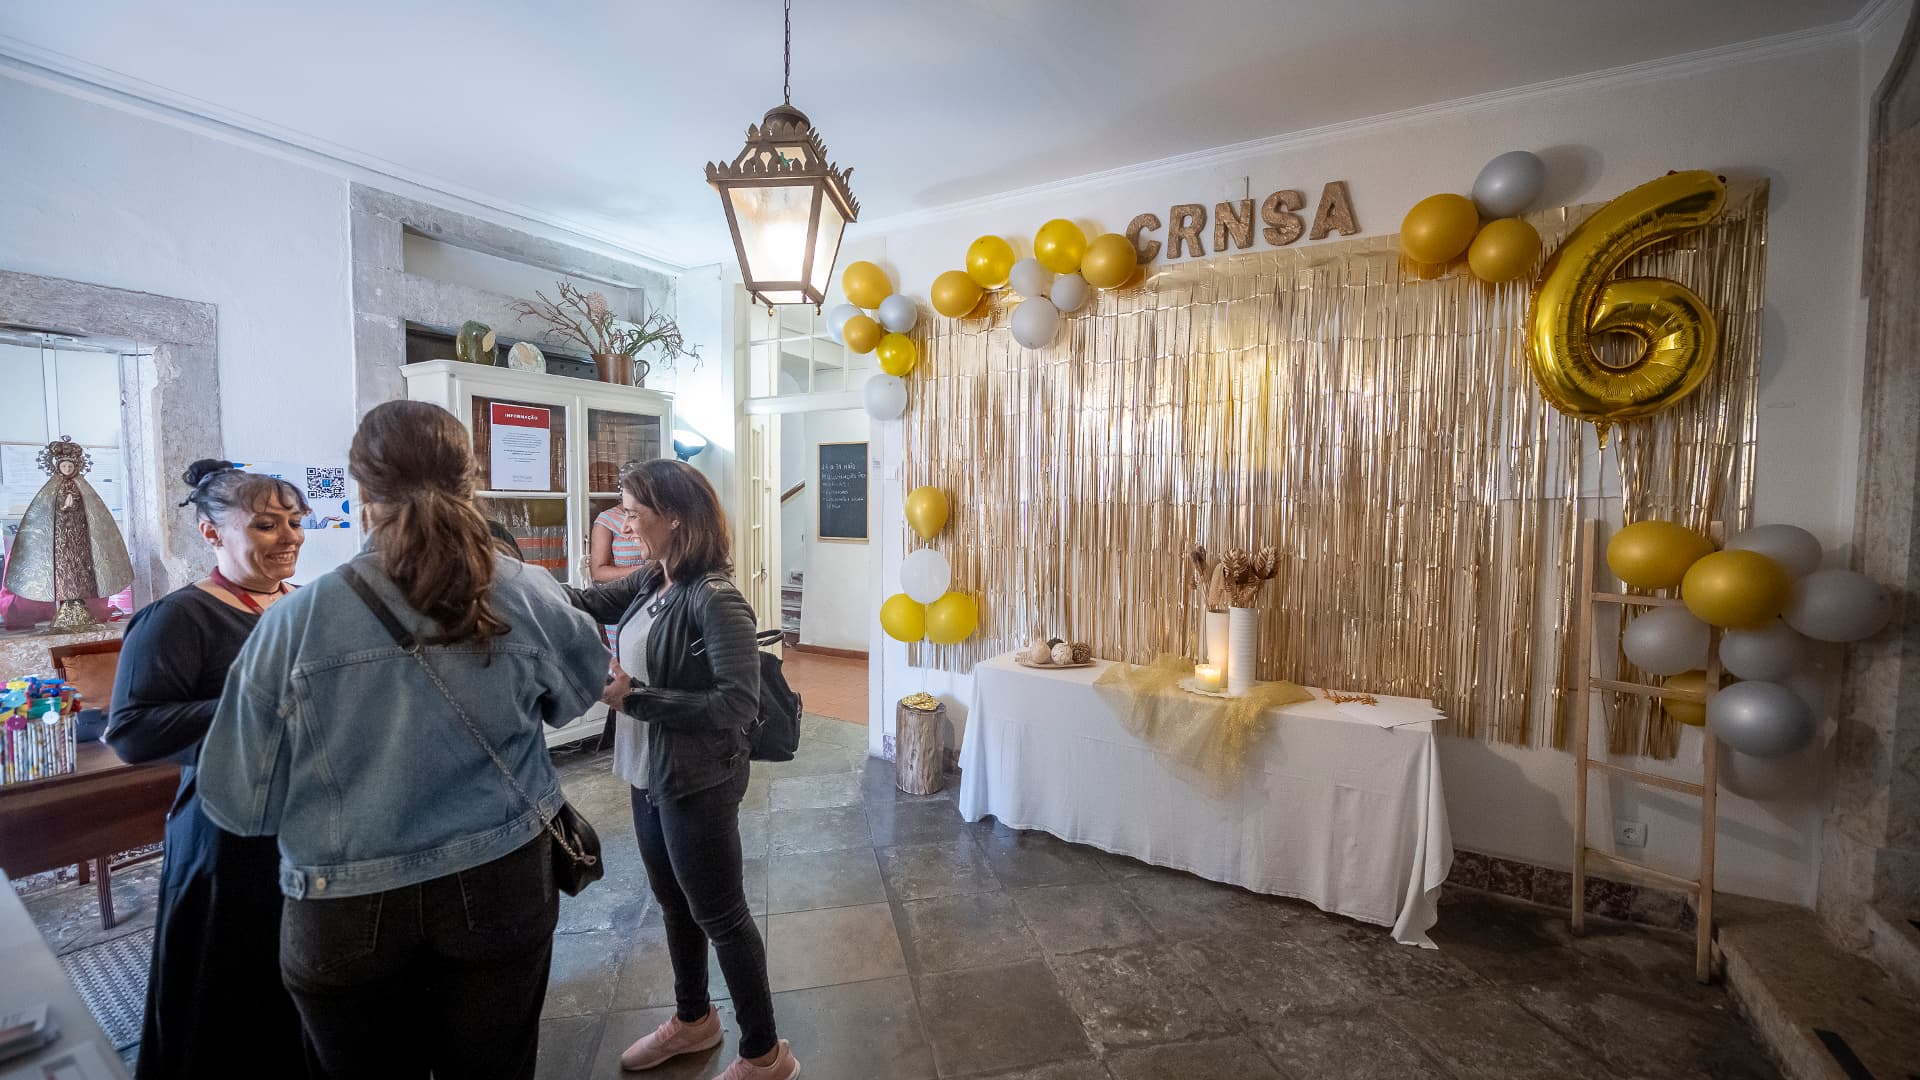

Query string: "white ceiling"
[0, 0, 1871, 269]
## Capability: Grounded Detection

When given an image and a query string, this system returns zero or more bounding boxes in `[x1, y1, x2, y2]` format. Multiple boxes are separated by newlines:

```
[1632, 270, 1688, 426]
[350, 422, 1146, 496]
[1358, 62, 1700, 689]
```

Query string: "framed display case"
[400, 359, 672, 746]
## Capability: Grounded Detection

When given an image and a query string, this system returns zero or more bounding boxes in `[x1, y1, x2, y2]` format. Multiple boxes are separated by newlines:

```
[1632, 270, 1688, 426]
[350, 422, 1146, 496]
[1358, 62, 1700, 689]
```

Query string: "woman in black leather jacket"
[565, 460, 798, 1080]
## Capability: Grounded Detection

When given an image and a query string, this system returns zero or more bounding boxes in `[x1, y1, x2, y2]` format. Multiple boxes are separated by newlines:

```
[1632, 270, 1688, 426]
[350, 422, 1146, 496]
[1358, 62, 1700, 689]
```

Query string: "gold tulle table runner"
[1093, 654, 1313, 795]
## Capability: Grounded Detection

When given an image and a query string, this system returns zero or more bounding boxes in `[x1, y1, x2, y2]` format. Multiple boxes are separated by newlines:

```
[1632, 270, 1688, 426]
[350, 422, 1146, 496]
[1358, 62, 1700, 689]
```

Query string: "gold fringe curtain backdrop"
[904, 181, 1766, 752]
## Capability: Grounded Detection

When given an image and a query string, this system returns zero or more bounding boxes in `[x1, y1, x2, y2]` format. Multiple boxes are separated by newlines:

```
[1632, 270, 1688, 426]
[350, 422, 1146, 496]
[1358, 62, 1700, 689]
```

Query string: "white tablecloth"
[957, 655, 1453, 947]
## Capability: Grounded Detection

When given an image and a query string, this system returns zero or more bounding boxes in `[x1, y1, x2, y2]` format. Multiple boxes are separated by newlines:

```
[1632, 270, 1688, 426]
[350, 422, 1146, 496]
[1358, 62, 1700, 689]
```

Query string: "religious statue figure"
[2, 437, 134, 632]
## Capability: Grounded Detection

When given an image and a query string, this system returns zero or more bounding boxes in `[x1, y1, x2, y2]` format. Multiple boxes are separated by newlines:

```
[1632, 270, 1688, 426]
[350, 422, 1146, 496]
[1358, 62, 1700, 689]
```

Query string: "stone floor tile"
[1008, 882, 1159, 955]
[1245, 1006, 1449, 1079]
[865, 755, 959, 804]
[1384, 993, 1614, 1080]
[770, 771, 864, 810]
[553, 850, 650, 935]
[953, 1062, 1112, 1080]
[867, 793, 973, 847]
[768, 804, 873, 856]
[534, 1014, 602, 1080]
[764, 741, 866, 779]
[801, 713, 871, 751]
[1103, 1035, 1284, 1080]
[1517, 982, 1775, 1079]
[1172, 936, 1370, 1021]
[769, 975, 938, 1080]
[914, 959, 1093, 1076]
[1323, 920, 1487, 998]
[765, 902, 908, 992]
[741, 771, 772, 814]
[1049, 944, 1238, 1051]
[612, 917, 769, 1010]
[976, 829, 1112, 889]
[1425, 889, 1604, 987]
[766, 847, 887, 914]
[1567, 919, 1726, 1005]
[898, 890, 1042, 973]
[878, 839, 1002, 901]
[542, 929, 627, 1018]
[737, 810, 771, 860]
[1113, 869, 1313, 944]
[590, 1003, 742, 1078]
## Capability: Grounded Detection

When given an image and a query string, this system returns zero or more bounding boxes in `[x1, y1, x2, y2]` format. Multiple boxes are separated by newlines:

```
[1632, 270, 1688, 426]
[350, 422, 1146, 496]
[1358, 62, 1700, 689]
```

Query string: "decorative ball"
[1024, 638, 1052, 665]
[1606, 520, 1714, 590]
[1079, 233, 1138, 289]
[1399, 193, 1479, 265]
[1070, 642, 1092, 664]
[1661, 670, 1713, 726]
[966, 236, 1017, 289]
[1465, 218, 1541, 283]
[1707, 680, 1814, 759]
[931, 269, 986, 319]
[876, 333, 918, 376]
[1682, 549, 1791, 629]
[1033, 219, 1089, 275]
[1050, 642, 1075, 665]
[842, 314, 883, 354]
[842, 261, 892, 309]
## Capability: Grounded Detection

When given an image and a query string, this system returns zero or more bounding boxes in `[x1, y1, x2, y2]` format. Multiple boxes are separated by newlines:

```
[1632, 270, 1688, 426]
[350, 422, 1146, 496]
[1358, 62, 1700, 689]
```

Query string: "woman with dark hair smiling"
[567, 459, 797, 1079]
[106, 460, 310, 1078]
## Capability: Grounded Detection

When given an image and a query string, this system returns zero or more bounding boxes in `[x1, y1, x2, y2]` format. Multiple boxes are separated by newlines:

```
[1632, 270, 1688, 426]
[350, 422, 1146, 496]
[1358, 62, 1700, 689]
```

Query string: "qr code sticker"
[306, 468, 347, 500]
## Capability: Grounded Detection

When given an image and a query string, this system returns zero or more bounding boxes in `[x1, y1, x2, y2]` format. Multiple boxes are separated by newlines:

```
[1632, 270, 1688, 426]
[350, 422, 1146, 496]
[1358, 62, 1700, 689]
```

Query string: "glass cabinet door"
[472, 397, 567, 493]
[478, 495, 569, 582]
[585, 409, 665, 494]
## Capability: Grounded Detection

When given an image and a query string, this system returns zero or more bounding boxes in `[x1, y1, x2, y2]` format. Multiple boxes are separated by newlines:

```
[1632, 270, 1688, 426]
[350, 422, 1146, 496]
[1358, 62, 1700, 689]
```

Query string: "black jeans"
[279, 834, 559, 1080]
[632, 769, 777, 1059]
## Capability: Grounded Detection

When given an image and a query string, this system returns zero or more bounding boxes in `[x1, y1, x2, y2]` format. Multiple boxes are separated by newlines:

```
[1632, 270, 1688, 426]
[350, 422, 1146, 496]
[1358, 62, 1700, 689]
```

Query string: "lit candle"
[1194, 663, 1224, 692]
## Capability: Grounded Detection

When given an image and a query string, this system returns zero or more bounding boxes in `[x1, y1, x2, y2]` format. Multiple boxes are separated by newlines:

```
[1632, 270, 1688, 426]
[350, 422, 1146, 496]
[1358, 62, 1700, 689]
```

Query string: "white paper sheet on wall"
[0, 444, 49, 518]
[231, 459, 359, 586]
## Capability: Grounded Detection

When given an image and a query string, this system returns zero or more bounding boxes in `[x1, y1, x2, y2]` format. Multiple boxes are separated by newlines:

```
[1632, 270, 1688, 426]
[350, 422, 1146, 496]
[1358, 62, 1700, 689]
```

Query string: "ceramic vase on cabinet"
[1204, 610, 1231, 683]
[1228, 607, 1258, 696]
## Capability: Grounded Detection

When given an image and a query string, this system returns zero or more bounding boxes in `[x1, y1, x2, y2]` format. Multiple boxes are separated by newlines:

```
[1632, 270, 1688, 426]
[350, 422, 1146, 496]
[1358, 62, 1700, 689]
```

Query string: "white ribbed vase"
[1204, 610, 1231, 680]
[1228, 607, 1258, 697]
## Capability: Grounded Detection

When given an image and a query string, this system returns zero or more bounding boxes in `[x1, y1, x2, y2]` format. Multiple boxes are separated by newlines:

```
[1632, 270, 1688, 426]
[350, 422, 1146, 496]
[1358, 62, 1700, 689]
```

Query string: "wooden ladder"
[1570, 517, 1720, 983]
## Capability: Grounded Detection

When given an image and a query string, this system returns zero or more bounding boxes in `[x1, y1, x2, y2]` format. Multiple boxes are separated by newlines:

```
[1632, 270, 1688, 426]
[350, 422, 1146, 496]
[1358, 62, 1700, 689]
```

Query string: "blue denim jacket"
[198, 552, 609, 900]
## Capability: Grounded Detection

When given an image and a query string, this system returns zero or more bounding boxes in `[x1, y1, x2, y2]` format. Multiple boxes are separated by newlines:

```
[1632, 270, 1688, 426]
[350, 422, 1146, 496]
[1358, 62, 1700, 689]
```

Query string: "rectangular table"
[0, 742, 177, 928]
[957, 655, 1453, 946]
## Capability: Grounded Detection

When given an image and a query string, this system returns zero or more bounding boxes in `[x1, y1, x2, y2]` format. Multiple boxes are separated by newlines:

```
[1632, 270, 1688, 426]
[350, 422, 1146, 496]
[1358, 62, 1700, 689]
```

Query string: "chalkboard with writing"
[817, 441, 868, 543]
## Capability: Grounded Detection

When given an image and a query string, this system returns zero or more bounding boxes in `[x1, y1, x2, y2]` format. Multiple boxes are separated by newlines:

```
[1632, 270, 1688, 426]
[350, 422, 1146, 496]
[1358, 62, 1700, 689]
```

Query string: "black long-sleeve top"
[106, 584, 260, 804]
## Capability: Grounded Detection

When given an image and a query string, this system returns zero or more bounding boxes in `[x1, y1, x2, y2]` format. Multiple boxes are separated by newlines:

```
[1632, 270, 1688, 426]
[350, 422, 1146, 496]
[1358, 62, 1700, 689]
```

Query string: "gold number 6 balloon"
[1525, 170, 1727, 445]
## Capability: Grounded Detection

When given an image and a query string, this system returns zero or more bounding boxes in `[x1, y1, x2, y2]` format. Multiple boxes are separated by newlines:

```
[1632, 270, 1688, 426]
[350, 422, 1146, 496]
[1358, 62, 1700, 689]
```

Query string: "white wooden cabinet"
[401, 359, 673, 747]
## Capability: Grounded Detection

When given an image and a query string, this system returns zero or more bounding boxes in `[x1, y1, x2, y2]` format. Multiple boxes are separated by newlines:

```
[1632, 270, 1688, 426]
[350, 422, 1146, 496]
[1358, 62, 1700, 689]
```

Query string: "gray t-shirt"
[611, 598, 657, 789]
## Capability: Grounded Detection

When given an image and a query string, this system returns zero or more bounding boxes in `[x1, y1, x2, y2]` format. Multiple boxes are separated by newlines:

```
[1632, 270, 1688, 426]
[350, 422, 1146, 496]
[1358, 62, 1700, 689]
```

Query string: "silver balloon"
[827, 303, 861, 339]
[1706, 680, 1813, 759]
[1471, 150, 1547, 219]
[1009, 257, 1054, 300]
[1719, 621, 1808, 681]
[877, 294, 918, 334]
[1621, 608, 1710, 676]
[862, 374, 907, 421]
[1784, 569, 1892, 643]
[1010, 297, 1060, 349]
[1726, 524, 1822, 579]
[1051, 272, 1091, 313]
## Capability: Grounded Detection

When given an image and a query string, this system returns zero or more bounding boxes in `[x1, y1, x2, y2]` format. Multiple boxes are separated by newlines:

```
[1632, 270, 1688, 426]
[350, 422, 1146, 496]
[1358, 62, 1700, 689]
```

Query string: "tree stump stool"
[895, 698, 947, 796]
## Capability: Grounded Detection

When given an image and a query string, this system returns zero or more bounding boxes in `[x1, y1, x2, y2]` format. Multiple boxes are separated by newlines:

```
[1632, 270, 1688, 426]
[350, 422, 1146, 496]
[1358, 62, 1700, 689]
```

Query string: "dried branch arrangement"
[509, 281, 701, 375]
[1187, 544, 1280, 610]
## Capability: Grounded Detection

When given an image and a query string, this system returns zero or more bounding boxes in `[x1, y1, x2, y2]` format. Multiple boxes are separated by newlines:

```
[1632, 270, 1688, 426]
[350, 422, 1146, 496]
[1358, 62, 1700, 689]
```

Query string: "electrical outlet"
[1616, 820, 1648, 848]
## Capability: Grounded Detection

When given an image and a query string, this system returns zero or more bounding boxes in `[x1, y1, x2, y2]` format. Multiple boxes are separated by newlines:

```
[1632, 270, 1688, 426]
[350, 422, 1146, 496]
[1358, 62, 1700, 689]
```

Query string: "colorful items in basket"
[3, 676, 81, 785]
[1018, 637, 1093, 668]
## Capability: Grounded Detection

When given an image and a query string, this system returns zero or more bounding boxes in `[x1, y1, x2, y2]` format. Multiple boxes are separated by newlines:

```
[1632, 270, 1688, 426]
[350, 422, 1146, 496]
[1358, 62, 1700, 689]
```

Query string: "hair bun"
[182, 458, 238, 488]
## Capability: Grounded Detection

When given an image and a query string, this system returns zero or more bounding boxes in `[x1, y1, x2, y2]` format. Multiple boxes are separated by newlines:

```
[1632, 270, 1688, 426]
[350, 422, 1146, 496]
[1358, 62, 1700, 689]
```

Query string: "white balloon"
[1010, 297, 1061, 349]
[1719, 621, 1808, 681]
[1726, 524, 1823, 579]
[1621, 608, 1710, 676]
[863, 374, 907, 421]
[1050, 273, 1091, 313]
[900, 548, 952, 605]
[828, 303, 861, 339]
[1707, 680, 1814, 759]
[1471, 150, 1547, 219]
[877, 294, 918, 334]
[1785, 569, 1892, 642]
[1009, 258, 1054, 299]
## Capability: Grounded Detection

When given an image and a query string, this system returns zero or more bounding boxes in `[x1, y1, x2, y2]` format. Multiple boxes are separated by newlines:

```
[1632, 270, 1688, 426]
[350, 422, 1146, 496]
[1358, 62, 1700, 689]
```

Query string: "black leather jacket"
[566, 564, 760, 802]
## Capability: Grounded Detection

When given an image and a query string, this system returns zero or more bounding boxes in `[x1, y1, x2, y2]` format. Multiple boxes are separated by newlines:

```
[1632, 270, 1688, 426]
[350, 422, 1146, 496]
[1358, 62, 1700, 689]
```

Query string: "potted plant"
[508, 281, 698, 386]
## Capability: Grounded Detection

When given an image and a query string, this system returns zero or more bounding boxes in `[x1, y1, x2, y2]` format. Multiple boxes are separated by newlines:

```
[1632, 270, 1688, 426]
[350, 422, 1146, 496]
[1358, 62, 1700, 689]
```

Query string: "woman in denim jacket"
[568, 460, 798, 1080]
[198, 401, 609, 1080]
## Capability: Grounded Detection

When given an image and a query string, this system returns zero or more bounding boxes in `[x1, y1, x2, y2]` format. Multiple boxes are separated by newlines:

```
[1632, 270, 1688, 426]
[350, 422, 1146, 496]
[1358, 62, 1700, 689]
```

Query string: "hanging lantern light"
[705, 0, 859, 311]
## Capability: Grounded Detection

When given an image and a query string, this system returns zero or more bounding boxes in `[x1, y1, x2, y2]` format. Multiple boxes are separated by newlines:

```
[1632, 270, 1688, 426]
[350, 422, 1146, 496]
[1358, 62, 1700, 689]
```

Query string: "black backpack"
[748, 629, 802, 762]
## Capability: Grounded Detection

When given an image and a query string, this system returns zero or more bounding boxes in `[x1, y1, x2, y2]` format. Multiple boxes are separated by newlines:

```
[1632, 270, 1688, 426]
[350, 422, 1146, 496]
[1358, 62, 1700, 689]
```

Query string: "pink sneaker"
[710, 1039, 800, 1080]
[620, 1006, 724, 1070]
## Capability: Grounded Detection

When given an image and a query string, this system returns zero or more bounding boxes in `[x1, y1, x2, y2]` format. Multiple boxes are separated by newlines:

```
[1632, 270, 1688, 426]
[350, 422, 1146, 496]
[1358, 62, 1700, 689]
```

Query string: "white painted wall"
[844, 25, 1903, 905]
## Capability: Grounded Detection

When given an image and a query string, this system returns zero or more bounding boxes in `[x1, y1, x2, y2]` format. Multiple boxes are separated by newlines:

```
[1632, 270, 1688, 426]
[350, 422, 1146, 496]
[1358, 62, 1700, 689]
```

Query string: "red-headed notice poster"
[489, 403, 552, 491]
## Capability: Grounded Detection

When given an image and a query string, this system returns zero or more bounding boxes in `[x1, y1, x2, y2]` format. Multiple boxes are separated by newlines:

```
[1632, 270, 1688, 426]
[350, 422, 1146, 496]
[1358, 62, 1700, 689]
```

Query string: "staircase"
[781, 571, 802, 647]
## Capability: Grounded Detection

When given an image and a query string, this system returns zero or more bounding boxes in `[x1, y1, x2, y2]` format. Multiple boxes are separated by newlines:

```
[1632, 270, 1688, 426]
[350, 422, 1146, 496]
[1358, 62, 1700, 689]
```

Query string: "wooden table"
[0, 741, 176, 929]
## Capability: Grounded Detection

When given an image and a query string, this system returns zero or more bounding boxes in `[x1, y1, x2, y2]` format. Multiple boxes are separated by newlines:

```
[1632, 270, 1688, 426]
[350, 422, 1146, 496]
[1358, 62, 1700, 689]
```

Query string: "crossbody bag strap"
[336, 564, 594, 868]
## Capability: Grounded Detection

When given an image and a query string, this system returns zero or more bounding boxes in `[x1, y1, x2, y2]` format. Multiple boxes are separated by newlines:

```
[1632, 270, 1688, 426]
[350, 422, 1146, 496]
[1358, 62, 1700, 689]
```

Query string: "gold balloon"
[1682, 549, 1791, 629]
[842, 261, 893, 309]
[1661, 670, 1712, 726]
[1033, 219, 1088, 275]
[1399, 194, 1479, 264]
[905, 486, 949, 540]
[1080, 232, 1137, 290]
[842, 314, 883, 354]
[1606, 519, 1714, 589]
[1467, 218, 1541, 283]
[881, 593, 926, 643]
[1525, 170, 1727, 445]
[926, 592, 979, 645]
[877, 333, 918, 376]
[966, 236, 1017, 289]
[932, 270, 985, 318]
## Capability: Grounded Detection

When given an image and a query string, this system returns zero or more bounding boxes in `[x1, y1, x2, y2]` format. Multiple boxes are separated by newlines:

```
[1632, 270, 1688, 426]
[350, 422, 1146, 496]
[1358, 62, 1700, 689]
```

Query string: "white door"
[737, 413, 782, 641]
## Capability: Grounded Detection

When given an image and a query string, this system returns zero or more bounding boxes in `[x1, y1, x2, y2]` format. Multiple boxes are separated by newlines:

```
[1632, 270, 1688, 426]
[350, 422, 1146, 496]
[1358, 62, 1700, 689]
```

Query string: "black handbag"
[338, 565, 603, 897]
